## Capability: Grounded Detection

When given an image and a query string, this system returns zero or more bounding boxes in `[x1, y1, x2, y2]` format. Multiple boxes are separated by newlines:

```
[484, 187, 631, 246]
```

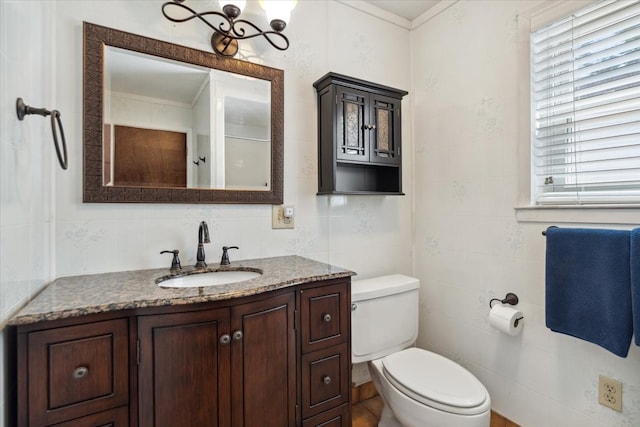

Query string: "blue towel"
[632, 228, 640, 346]
[545, 227, 632, 357]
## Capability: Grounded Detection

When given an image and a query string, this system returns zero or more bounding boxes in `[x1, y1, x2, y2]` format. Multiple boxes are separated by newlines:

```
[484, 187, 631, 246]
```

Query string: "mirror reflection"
[103, 47, 271, 190]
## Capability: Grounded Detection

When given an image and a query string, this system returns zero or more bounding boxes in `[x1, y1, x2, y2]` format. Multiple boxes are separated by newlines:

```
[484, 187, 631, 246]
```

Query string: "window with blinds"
[531, 0, 640, 205]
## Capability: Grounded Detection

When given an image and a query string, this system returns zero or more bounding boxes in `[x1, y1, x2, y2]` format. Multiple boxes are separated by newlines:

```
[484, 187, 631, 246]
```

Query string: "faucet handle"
[160, 250, 182, 273]
[220, 246, 239, 266]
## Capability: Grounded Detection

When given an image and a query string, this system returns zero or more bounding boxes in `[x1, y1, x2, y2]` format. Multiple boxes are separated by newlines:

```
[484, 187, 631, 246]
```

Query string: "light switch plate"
[272, 205, 294, 229]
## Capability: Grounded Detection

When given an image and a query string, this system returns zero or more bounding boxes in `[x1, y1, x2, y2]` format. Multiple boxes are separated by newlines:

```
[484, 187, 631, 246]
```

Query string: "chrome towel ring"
[16, 97, 68, 170]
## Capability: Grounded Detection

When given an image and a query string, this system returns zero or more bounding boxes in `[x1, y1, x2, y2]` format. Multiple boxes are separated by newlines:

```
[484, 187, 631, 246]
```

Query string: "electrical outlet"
[598, 375, 622, 412]
[272, 205, 294, 229]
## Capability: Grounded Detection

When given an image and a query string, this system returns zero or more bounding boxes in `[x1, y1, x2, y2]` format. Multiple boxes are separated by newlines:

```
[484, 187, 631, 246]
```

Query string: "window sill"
[515, 205, 640, 226]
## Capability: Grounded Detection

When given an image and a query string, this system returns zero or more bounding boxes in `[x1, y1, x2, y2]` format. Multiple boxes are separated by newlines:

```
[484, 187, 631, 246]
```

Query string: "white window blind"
[531, 0, 640, 205]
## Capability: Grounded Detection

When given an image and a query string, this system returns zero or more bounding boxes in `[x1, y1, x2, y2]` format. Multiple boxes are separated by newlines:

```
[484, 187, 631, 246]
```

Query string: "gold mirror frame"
[83, 22, 283, 204]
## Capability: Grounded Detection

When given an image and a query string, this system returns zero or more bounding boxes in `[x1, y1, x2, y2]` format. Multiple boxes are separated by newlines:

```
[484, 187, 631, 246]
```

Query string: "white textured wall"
[411, 1, 640, 426]
[52, 0, 412, 278]
[0, 1, 56, 425]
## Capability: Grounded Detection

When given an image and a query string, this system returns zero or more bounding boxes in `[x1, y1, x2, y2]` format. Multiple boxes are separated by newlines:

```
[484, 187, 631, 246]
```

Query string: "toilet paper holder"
[489, 293, 523, 327]
[489, 292, 519, 308]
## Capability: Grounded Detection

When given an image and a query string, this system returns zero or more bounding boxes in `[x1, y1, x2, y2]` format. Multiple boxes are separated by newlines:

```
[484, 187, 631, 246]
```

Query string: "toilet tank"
[351, 274, 420, 363]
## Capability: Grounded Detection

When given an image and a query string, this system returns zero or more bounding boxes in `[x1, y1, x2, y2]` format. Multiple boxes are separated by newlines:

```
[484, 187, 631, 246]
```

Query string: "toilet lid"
[382, 347, 489, 415]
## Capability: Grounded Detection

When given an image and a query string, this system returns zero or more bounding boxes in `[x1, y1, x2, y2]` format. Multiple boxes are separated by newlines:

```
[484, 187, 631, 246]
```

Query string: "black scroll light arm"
[16, 98, 68, 170]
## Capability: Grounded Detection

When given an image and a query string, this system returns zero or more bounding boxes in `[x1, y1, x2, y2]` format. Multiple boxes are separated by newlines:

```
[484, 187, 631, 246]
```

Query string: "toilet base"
[378, 405, 401, 427]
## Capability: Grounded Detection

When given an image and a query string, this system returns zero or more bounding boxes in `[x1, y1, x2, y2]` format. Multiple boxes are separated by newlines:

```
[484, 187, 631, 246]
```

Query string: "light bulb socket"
[211, 32, 239, 57]
[270, 19, 286, 32]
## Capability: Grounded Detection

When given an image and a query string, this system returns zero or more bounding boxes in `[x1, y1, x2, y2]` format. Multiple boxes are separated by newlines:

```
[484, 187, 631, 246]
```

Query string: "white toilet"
[352, 274, 490, 427]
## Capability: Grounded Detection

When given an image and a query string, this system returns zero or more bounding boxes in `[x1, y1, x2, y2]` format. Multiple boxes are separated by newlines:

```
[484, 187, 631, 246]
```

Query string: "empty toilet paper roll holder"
[489, 293, 524, 327]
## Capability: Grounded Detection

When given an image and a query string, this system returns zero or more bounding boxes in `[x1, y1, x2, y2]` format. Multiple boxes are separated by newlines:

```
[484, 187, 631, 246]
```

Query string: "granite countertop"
[9, 255, 355, 326]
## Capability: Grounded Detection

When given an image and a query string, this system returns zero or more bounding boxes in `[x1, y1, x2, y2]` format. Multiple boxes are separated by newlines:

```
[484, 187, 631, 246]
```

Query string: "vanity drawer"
[26, 318, 129, 427]
[50, 406, 128, 427]
[300, 282, 350, 353]
[301, 343, 350, 419]
[302, 404, 350, 427]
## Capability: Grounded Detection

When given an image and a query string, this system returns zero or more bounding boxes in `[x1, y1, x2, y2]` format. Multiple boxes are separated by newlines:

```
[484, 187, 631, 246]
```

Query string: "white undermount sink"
[157, 269, 262, 288]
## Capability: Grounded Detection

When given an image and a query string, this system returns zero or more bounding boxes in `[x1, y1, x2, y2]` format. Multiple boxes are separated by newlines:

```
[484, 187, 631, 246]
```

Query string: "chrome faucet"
[195, 221, 210, 268]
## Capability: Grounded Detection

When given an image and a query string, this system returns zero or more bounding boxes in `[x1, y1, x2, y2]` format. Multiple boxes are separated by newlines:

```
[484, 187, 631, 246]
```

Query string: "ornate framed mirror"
[83, 22, 283, 203]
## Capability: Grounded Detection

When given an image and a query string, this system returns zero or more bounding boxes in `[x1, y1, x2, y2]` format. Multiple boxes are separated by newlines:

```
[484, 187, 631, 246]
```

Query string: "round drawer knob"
[232, 330, 243, 341]
[220, 334, 231, 345]
[351, 303, 357, 311]
[73, 366, 89, 380]
[322, 375, 332, 385]
[323, 313, 332, 323]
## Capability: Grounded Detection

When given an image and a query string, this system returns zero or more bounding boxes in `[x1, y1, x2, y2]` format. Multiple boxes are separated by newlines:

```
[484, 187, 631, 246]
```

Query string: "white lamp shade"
[260, 0, 297, 25]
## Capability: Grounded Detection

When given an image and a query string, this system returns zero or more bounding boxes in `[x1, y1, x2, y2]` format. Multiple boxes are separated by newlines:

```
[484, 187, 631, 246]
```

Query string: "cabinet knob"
[232, 330, 243, 341]
[72, 366, 89, 380]
[323, 313, 332, 323]
[322, 375, 332, 385]
[220, 334, 231, 345]
[351, 303, 357, 311]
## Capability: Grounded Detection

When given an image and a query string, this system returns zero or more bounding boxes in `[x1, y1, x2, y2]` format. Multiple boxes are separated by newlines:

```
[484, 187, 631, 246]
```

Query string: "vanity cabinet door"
[137, 308, 231, 427]
[24, 318, 129, 427]
[230, 292, 296, 427]
[136, 293, 296, 427]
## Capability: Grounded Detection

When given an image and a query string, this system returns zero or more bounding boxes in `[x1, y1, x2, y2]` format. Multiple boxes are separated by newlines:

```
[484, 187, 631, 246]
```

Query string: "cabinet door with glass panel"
[336, 87, 400, 166]
[368, 93, 401, 165]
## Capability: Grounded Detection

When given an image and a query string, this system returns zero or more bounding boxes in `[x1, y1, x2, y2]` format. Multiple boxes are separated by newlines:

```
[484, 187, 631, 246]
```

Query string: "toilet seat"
[382, 347, 489, 416]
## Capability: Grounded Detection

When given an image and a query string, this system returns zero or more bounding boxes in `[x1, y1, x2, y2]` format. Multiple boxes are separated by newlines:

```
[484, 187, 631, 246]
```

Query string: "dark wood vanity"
[10, 256, 353, 427]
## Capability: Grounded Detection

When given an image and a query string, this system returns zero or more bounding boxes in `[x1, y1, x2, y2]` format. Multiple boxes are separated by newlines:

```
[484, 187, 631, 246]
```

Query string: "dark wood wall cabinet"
[13, 278, 351, 427]
[314, 72, 408, 195]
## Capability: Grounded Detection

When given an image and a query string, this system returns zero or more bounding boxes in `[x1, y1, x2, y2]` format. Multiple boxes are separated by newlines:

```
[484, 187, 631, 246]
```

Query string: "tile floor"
[352, 382, 383, 427]
[351, 382, 520, 427]
[352, 395, 384, 427]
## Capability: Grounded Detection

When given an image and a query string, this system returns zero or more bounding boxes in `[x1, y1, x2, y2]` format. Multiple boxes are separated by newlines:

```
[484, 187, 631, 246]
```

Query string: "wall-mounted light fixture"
[161, 0, 296, 57]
